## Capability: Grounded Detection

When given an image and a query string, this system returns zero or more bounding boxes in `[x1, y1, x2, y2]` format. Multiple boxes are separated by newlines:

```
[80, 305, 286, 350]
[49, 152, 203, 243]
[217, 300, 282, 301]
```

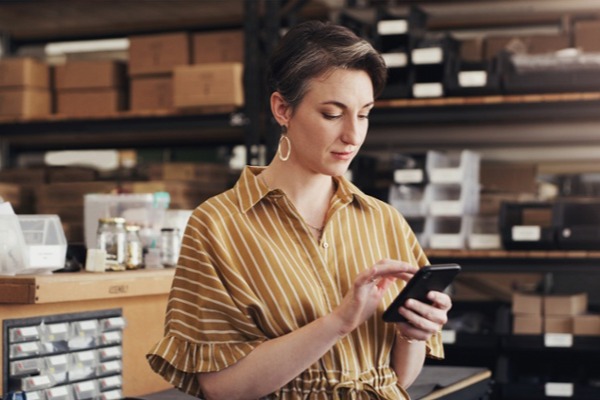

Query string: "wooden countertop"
[0, 268, 175, 304]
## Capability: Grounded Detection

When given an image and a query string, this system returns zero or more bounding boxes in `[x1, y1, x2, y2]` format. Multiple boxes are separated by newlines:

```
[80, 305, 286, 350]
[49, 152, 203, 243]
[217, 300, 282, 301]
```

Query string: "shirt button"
[323, 242, 329, 249]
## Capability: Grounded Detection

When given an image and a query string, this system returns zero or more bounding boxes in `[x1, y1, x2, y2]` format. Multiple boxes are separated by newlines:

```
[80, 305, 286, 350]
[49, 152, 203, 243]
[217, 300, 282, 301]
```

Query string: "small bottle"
[160, 228, 181, 267]
[125, 225, 143, 270]
[97, 217, 127, 271]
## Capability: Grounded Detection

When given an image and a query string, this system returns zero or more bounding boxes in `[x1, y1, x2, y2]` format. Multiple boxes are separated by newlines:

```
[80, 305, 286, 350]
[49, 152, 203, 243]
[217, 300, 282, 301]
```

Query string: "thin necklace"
[258, 172, 325, 232]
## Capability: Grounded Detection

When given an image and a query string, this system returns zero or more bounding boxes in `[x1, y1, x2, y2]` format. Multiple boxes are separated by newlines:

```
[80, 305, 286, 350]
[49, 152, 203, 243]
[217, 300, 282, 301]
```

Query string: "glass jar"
[160, 228, 181, 267]
[96, 217, 126, 271]
[125, 224, 143, 270]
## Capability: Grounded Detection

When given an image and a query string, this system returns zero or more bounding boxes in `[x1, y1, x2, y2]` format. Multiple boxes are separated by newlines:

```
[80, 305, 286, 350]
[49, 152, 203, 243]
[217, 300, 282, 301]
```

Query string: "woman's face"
[286, 68, 374, 177]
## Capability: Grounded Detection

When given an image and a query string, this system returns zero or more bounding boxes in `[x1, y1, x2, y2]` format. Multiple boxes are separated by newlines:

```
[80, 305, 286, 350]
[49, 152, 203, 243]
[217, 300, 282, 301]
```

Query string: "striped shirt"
[147, 166, 443, 399]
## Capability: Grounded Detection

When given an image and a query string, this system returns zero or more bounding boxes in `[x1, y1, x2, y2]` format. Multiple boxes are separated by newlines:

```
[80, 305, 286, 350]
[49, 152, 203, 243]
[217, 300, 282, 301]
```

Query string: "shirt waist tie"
[333, 380, 385, 400]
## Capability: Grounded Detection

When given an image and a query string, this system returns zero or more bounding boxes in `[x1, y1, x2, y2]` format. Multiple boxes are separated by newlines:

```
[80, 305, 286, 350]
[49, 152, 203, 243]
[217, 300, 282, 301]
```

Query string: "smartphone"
[382, 263, 461, 323]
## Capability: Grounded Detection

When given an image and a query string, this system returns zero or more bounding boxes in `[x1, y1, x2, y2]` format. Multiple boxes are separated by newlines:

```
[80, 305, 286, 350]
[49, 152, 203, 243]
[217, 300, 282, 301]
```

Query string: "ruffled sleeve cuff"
[425, 330, 444, 360]
[146, 335, 267, 397]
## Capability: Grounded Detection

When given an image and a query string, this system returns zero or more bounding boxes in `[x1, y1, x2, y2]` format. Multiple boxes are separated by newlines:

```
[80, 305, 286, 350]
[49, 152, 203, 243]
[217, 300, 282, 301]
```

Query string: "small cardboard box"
[0, 57, 49, 89]
[37, 181, 117, 207]
[193, 30, 244, 64]
[512, 292, 543, 315]
[0, 168, 47, 184]
[573, 314, 600, 336]
[46, 167, 98, 183]
[147, 162, 230, 182]
[460, 38, 484, 63]
[480, 161, 537, 194]
[174, 62, 244, 108]
[574, 20, 600, 53]
[128, 32, 191, 76]
[513, 314, 543, 335]
[544, 293, 588, 316]
[544, 316, 572, 334]
[54, 60, 126, 89]
[130, 75, 173, 111]
[56, 89, 125, 117]
[0, 89, 51, 117]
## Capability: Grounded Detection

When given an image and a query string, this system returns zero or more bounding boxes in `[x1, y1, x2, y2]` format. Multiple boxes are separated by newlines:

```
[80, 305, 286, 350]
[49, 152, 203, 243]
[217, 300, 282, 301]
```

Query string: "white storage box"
[406, 216, 428, 248]
[426, 183, 480, 216]
[467, 215, 501, 249]
[426, 150, 480, 184]
[389, 185, 427, 217]
[84, 193, 170, 249]
[426, 216, 467, 249]
[0, 214, 66, 275]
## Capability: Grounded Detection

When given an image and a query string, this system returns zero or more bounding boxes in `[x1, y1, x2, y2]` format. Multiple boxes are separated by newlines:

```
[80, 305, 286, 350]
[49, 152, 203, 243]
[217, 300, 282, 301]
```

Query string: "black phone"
[382, 263, 461, 323]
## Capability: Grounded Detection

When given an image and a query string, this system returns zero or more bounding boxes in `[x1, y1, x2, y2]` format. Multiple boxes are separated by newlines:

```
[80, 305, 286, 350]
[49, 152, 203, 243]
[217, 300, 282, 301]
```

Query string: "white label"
[101, 346, 122, 358]
[459, 70, 487, 87]
[413, 83, 443, 98]
[49, 323, 68, 334]
[16, 326, 39, 339]
[28, 375, 51, 387]
[412, 47, 443, 64]
[104, 317, 125, 329]
[512, 225, 541, 241]
[544, 333, 573, 348]
[101, 360, 122, 373]
[545, 382, 574, 397]
[394, 169, 423, 184]
[18, 342, 39, 353]
[377, 20, 408, 35]
[382, 52, 408, 68]
[47, 386, 69, 397]
[441, 330, 456, 344]
[469, 234, 501, 249]
[430, 169, 461, 183]
[102, 390, 123, 400]
[100, 375, 122, 389]
[74, 380, 95, 392]
[430, 201, 462, 216]
[78, 320, 98, 331]
[102, 331, 122, 343]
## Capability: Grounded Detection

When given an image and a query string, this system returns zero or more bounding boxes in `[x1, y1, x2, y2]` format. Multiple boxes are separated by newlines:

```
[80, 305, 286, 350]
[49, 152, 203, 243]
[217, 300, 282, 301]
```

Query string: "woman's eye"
[323, 113, 342, 120]
[359, 114, 370, 120]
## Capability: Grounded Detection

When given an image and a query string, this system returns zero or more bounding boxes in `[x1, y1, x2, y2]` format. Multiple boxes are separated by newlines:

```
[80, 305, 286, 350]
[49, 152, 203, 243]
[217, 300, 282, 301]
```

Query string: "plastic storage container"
[389, 185, 427, 217]
[426, 216, 467, 249]
[426, 150, 480, 184]
[84, 193, 170, 250]
[499, 202, 555, 250]
[467, 215, 501, 250]
[554, 200, 600, 250]
[0, 214, 30, 275]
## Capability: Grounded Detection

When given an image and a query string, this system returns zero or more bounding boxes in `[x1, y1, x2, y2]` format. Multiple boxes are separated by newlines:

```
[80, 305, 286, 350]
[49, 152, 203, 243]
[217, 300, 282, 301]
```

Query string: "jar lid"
[99, 217, 126, 224]
[126, 225, 140, 232]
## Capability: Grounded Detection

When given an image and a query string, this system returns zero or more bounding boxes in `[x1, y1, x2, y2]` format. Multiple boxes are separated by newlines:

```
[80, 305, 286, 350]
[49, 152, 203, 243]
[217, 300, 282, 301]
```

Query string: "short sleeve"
[146, 208, 268, 397]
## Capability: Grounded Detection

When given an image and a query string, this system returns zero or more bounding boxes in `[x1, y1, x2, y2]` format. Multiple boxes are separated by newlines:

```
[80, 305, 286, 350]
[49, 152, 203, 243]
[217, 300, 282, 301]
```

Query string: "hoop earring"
[278, 126, 291, 162]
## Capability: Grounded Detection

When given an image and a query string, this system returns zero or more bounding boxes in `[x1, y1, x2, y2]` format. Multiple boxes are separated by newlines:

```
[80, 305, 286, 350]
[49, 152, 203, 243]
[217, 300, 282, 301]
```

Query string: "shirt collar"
[234, 165, 377, 213]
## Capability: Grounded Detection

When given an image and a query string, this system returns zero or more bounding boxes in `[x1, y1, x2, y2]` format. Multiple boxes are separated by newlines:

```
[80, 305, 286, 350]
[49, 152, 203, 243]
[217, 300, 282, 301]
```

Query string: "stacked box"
[173, 62, 244, 108]
[128, 32, 190, 111]
[0, 57, 51, 118]
[54, 60, 126, 116]
[0, 168, 46, 213]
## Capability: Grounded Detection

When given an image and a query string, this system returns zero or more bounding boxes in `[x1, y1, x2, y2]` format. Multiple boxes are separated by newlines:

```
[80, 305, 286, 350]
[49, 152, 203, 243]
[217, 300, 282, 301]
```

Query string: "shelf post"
[244, 0, 262, 166]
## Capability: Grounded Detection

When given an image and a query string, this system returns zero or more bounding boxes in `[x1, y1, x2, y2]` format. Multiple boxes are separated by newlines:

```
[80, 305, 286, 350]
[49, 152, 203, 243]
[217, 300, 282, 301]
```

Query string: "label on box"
[100, 375, 122, 390]
[13, 326, 39, 341]
[412, 47, 443, 64]
[512, 225, 541, 241]
[431, 201, 462, 216]
[430, 234, 463, 249]
[382, 52, 408, 68]
[459, 70, 487, 87]
[430, 168, 461, 183]
[377, 20, 408, 35]
[441, 330, 456, 344]
[545, 382, 573, 397]
[544, 333, 573, 348]
[469, 234, 501, 249]
[413, 82, 443, 98]
[394, 169, 423, 184]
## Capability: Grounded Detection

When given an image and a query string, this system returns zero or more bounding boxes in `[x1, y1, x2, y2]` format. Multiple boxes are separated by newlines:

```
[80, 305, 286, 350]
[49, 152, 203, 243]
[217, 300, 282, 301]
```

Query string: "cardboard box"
[128, 32, 191, 76]
[480, 161, 537, 193]
[460, 38, 484, 62]
[573, 314, 600, 336]
[575, 20, 600, 52]
[37, 181, 117, 207]
[544, 316, 572, 334]
[453, 272, 544, 302]
[56, 89, 125, 117]
[147, 162, 230, 182]
[46, 167, 98, 183]
[193, 30, 244, 64]
[521, 208, 552, 227]
[544, 293, 588, 316]
[130, 75, 173, 111]
[479, 192, 535, 216]
[0, 57, 49, 89]
[512, 292, 542, 315]
[0, 89, 51, 117]
[174, 63, 244, 108]
[513, 314, 543, 334]
[0, 168, 46, 184]
[54, 60, 126, 89]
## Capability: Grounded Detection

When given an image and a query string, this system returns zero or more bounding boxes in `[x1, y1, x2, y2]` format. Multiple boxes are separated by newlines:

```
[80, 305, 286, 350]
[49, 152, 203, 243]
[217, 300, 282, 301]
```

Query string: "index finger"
[370, 259, 419, 279]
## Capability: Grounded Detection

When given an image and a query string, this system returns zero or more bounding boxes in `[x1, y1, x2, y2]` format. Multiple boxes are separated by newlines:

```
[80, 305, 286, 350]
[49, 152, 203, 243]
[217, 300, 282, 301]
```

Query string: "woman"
[147, 20, 452, 399]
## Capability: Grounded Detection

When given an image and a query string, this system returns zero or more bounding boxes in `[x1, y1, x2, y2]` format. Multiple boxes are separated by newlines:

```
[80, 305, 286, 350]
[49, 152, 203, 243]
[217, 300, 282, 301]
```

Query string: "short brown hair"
[268, 20, 387, 108]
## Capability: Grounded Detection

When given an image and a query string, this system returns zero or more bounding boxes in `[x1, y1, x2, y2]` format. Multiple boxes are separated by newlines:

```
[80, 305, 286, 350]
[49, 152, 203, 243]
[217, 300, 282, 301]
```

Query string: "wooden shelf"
[0, 268, 175, 304]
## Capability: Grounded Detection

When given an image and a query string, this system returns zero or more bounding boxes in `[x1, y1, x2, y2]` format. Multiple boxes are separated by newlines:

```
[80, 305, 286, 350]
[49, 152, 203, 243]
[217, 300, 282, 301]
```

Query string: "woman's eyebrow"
[320, 100, 374, 109]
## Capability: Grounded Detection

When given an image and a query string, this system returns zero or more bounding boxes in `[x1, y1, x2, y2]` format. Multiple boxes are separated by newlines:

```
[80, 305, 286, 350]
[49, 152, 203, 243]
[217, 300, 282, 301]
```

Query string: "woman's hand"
[331, 259, 418, 336]
[394, 290, 453, 342]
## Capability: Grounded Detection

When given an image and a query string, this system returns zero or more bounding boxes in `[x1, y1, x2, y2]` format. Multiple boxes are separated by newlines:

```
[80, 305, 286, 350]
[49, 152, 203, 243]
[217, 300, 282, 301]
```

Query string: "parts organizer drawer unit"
[3, 309, 125, 400]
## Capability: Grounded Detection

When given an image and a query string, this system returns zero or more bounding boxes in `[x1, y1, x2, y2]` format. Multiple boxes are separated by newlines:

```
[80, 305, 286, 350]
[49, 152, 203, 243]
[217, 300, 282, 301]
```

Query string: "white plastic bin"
[426, 150, 480, 184]
[426, 183, 480, 216]
[389, 185, 427, 217]
[0, 215, 29, 275]
[426, 216, 467, 249]
[18, 214, 67, 272]
[467, 215, 501, 249]
[84, 193, 170, 249]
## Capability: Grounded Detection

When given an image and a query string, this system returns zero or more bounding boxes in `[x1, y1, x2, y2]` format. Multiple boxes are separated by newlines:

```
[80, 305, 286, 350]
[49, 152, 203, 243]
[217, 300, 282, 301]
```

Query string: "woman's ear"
[270, 92, 291, 127]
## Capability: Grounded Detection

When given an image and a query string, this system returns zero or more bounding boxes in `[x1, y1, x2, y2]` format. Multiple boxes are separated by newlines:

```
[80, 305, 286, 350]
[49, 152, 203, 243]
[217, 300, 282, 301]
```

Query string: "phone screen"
[382, 263, 461, 323]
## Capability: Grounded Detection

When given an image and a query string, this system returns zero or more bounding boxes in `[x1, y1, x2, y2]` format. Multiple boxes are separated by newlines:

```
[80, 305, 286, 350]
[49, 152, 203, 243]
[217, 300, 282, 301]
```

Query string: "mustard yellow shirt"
[147, 166, 443, 399]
